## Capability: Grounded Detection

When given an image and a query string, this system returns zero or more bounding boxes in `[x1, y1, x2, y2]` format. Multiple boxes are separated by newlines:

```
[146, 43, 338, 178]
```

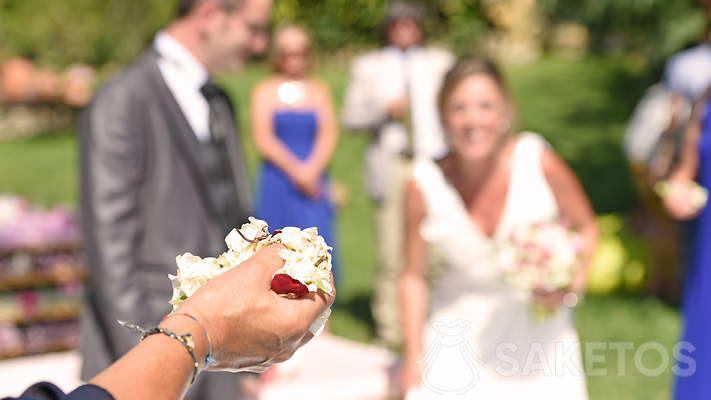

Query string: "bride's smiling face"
[442, 73, 510, 160]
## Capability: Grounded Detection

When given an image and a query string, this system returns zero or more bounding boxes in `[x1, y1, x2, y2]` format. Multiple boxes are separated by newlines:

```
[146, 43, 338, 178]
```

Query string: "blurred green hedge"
[0, 0, 488, 68]
[2, 0, 704, 69]
[541, 0, 704, 62]
[0, 0, 173, 67]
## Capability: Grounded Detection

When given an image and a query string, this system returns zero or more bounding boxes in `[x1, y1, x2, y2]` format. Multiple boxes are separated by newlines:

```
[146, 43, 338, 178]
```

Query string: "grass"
[578, 294, 680, 400]
[0, 56, 682, 399]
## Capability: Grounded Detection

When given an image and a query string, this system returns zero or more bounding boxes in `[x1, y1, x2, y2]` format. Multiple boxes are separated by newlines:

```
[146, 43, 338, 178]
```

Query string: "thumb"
[245, 244, 286, 284]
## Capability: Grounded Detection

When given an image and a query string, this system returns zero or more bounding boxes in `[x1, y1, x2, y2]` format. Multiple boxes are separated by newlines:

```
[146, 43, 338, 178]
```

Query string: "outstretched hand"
[178, 244, 335, 373]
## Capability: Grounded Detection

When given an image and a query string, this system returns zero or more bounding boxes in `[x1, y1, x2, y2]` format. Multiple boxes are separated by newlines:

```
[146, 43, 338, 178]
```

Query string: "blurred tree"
[0, 0, 172, 67]
[0, 0, 491, 67]
[272, 0, 488, 54]
[540, 0, 706, 62]
[0, 0, 705, 70]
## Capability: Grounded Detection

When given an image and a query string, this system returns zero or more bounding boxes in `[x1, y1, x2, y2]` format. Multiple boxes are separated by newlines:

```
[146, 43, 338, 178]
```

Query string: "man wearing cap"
[342, 1, 454, 348]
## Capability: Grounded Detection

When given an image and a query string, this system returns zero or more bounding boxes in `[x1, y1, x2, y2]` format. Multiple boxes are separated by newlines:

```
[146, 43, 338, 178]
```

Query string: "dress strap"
[411, 158, 474, 242]
[500, 132, 558, 236]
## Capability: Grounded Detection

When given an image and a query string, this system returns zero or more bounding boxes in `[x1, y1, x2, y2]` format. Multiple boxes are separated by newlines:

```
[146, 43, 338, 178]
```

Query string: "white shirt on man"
[664, 43, 711, 101]
[154, 31, 211, 142]
[343, 45, 453, 158]
[342, 45, 454, 199]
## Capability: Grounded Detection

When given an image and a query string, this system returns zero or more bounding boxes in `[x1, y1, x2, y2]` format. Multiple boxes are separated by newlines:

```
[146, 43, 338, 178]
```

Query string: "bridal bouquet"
[655, 180, 708, 213]
[168, 217, 333, 335]
[497, 220, 583, 319]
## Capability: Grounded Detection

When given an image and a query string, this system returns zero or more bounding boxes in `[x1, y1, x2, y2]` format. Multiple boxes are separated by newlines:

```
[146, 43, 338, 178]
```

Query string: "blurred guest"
[664, 89, 711, 400]
[624, 0, 711, 303]
[252, 25, 340, 280]
[78, 0, 271, 398]
[664, 0, 711, 102]
[400, 58, 597, 399]
[342, 1, 453, 348]
[624, 84, 690, 302]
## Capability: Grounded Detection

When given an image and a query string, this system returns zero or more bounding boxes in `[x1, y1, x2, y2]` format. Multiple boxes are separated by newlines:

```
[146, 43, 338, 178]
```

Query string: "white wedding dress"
[407, 133, 588, 400]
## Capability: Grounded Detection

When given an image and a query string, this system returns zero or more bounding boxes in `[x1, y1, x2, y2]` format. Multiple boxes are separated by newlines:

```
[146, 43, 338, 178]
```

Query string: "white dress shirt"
[665, 43, 711, 101]
[154, 31, 211, 142]
[342, 45, 454, 199]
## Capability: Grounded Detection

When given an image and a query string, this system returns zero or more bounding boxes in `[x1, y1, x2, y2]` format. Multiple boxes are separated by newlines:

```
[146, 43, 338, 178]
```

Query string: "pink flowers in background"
[0, 195, 83, 359]
[497, 219, 583, 295]
[0, 195, 80, 252]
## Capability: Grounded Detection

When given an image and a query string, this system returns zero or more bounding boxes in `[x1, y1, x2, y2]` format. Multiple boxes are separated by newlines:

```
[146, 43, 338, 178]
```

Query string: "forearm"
[399, 273, 428, 360]
[671, 102, 704, 182]
[256, 136, 303, 175]
[90, 317, 208, 400]
[343, 104, 385, 132]
[574, 223, 599, 291]
[342, 82, 387, 131]
[670, 140, 699, 182]
[305, 129, 337, 175]
[670, 154, 699, 183]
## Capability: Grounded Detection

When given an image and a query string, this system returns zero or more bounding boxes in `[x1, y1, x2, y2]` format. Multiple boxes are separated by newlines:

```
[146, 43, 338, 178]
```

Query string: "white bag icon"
[419, 319, 481, 396]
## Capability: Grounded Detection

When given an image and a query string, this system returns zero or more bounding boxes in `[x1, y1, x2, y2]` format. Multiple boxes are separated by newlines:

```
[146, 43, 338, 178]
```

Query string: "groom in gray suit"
[79, 0, 271, 398]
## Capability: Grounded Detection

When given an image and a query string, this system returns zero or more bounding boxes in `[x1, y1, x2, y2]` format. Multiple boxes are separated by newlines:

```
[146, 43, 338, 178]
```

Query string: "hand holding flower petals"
[169, 217, 334, 335]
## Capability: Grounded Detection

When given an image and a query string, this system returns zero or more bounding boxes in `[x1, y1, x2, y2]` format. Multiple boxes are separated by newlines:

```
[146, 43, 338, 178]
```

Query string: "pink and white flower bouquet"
[497, 219, 583, 319]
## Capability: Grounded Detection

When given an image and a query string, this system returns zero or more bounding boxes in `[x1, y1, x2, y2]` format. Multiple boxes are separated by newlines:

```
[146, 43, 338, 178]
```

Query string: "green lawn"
[0, 57, 682, 399]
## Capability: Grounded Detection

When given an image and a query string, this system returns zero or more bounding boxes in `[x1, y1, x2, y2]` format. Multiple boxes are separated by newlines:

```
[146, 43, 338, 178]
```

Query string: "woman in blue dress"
[665, 92, 711, 399]
[251, 25, 340, 280]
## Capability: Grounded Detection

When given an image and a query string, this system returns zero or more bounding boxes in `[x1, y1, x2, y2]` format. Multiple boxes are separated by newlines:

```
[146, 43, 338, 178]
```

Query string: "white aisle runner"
[260, 335, 400, 400]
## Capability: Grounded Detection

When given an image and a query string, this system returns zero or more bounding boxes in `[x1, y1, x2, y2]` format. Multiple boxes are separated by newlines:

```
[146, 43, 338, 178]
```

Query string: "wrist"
[159, 315, 209, 368]
[288, 164, 306, 181]
[570, 274, 587, 295]
[301, 161, 319, 175]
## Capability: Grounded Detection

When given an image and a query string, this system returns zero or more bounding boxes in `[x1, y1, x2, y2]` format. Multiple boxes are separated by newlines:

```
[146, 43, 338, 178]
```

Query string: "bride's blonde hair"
[438, 57, 514, 132]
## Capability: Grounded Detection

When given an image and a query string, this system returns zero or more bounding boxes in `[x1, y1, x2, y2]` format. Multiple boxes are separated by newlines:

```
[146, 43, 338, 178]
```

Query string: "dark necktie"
[200, 81, 232, 142]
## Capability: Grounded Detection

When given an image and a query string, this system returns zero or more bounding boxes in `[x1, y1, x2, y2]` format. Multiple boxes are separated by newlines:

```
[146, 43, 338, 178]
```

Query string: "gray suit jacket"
[78, 49, 251, 398]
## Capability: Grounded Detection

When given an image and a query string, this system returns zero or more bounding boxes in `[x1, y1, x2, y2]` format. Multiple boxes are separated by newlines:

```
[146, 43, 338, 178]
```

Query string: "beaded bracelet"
[167, 312, 217, 368]
[118, 320, 200, 384]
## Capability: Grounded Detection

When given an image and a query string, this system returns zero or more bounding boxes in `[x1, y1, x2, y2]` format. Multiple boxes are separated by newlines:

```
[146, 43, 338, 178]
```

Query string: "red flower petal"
[271, 273, 309, 298]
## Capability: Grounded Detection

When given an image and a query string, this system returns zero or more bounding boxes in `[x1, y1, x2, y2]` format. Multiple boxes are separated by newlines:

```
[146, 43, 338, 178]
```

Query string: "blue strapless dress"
[255, 110, 340, 280]
[674, 100, 711, 399]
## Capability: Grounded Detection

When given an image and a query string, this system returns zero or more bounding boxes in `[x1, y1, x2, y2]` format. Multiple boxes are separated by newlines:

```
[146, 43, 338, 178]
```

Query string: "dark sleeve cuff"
[68, 384, 114, 400]
[4, 382, 114, 400]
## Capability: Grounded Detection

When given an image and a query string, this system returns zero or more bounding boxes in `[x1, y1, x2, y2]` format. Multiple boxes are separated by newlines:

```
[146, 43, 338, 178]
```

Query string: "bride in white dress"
[399, 57, 599, 399]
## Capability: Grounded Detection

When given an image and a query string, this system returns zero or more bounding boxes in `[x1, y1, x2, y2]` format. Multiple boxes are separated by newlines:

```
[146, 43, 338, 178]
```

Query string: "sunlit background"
[1, 1, 708, 399]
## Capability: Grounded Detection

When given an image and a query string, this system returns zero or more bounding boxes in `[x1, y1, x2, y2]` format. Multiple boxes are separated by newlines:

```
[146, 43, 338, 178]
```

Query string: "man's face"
[387, 18, 422, 50]
[205, 0, 271, 72]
